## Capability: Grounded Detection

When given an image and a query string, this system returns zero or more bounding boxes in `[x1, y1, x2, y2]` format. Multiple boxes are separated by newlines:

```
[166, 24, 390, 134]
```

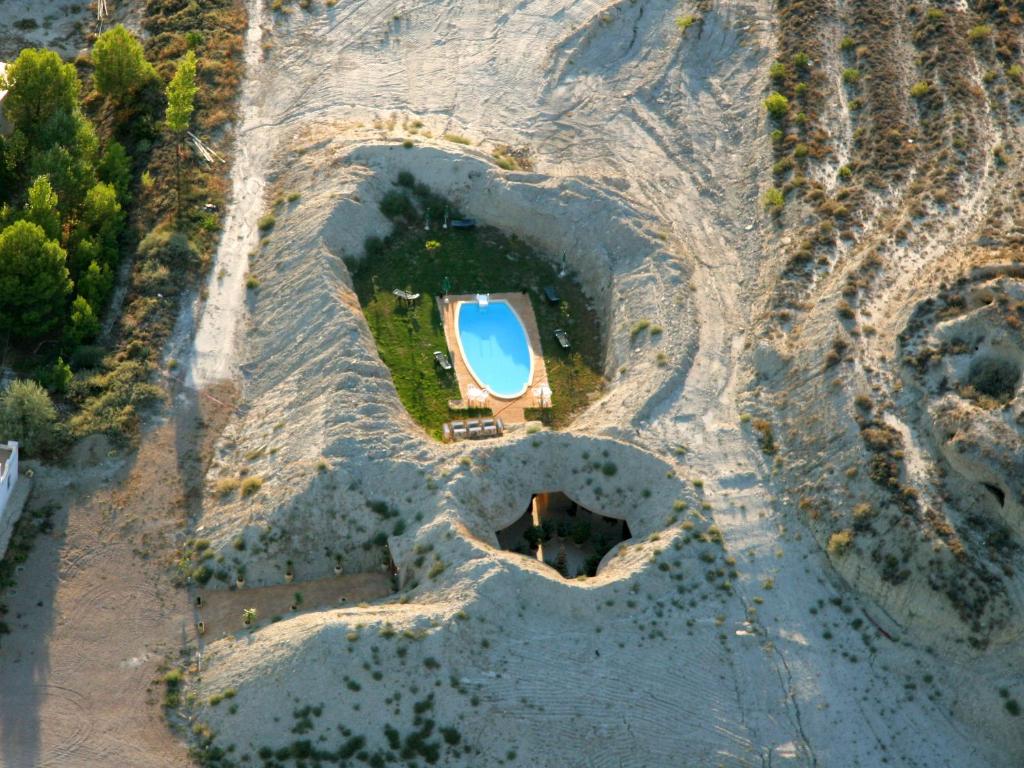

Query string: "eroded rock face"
[901, 275, 1024, 542]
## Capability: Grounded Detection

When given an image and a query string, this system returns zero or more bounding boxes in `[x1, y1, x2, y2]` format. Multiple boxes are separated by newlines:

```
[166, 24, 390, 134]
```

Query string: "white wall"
[0, 441, 19, 544]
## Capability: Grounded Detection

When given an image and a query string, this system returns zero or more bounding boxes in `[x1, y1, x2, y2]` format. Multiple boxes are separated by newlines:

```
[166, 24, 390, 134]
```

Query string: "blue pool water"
[456, 300, 534, 399]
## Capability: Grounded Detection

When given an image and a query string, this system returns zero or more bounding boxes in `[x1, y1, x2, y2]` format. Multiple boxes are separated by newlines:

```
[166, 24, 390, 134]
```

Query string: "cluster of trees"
[0, 26, 198, 451]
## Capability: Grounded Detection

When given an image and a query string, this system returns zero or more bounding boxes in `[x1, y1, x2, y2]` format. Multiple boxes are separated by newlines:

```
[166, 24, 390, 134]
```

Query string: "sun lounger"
[467, 419, 482, 437]
[553, 328, 570, 349]
[392, 288, 421, 305]
[482, 418, 497, 436]
[543, 286, 560, 304]
[442, 423, 453, 442]
[434, 350, 453, 370]
[495, 418, 504, 435]
[451, 218, 476, 229]
[451, 420, 468, 439]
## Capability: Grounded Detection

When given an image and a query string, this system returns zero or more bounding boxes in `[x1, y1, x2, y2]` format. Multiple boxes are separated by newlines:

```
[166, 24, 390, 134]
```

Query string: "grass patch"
[347, 182, 603, 437]
[240, 476, 263, 497]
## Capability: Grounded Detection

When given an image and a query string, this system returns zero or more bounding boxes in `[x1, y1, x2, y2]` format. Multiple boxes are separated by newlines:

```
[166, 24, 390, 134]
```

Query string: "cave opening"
[495, 492, 631, 578]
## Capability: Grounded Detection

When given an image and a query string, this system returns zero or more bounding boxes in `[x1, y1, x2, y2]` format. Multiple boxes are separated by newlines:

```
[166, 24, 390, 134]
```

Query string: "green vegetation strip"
[347, 176, 603, 438]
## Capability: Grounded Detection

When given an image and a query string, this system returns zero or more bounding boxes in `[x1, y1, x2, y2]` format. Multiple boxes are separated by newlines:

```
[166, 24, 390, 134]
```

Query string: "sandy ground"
[174, 0, 1024, 765]
[0, 0, 90, 60]
[0, 425, 192, 767]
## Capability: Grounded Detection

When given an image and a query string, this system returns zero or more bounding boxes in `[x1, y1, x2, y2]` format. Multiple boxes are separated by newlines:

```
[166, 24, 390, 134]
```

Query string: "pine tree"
[164, 51, 198, 212]
[92, 25, 156, 104]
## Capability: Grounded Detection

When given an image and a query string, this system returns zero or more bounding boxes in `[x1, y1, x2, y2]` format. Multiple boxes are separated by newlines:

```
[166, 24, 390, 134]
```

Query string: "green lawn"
[347, 181, 604, 438]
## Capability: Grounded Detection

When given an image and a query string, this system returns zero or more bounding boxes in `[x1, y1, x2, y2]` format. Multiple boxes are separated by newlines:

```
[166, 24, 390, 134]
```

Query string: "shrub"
[397, 170, 415, 187]
[968, 24, 992, 41]
[443, 133, 471, 145]
[793, 51, 810, 70]
[630, 319, 651, 338]
[763, 187, 785, 210]
[769, 61, 788, 81]
[842, 68, 861, 84]
[216, 477, 240, 497]
[827, 529, 854, 556]
[0, 380, 60, 456]
[240, 476, 263, 497]
[601, 461, 617, 476]
[910, 81, 930, 98]
[379, 190, 414, 219]
[764, 91, 789, 119]
[967, 356, 1020, 399]
[838, 165, 852, 180]
[257, 214, 276, 231]
[676, 14, 698, 33]
[137, 227, 197, 266]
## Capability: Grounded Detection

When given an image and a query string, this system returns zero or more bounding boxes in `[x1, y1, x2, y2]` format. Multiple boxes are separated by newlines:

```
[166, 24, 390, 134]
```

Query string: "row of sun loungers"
[442, 417, 504, 442]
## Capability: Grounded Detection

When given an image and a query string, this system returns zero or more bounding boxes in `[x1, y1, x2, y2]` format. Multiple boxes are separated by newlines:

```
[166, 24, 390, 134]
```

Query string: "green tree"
[0, 220, 72, 338]
[0, 49, 80, 140]
[67, 294, 100, 345]
[28, 113, 99, 216]
[165, 50, 198, 136]
[0, 379, 59, 456]
[165, 51, 198, 212]
[76, 182, 123, 264]
[92, 25, 156, 104]
[97, 140, 132, 204]
[77, 258, 114, 309]
[23, 175, 61, 240]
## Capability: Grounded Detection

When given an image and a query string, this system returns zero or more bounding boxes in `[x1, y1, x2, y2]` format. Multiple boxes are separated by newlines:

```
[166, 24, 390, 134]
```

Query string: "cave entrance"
[495, 492, 631, 578]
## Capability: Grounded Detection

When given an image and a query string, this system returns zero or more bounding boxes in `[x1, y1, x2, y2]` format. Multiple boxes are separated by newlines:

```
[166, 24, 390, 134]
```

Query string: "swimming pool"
[456, 300, 534, 399]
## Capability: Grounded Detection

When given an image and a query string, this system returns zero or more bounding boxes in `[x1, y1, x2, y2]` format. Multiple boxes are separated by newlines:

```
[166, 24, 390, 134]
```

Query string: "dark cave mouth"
[495, 492, 632, 579]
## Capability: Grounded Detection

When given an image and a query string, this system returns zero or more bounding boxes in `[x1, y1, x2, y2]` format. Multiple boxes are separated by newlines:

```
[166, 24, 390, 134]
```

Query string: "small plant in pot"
[284, 560, 294, 583]
[236, 568, 246, 588]
[291, 592, 303, 611]
[196, 620, 206, 636]
[243, 607, 257, 626]
[334, 558, 343, 576]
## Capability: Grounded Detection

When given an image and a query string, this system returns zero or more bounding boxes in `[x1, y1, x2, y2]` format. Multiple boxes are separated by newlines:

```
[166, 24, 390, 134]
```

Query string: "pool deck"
[438, 292, 549, 424]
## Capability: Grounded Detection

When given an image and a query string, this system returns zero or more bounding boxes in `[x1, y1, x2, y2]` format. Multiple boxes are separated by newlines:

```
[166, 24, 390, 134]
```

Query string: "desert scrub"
[257, 213, 276, 231]
[764, 92, 789, 119]
[215, 477, 240, 497]
[443, 133, 471, 145]
[240, 476, 263, 497]
[827, 529, 854, 556]
[842, 67, 861, 84]
[676, 14, 698, 33]
[763, 187, 785, 211]
[630, 319, 651, 338]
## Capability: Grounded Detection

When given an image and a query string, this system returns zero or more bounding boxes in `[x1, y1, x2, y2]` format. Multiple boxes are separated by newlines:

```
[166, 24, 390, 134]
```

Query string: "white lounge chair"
[434, 351, 453, 370]
[553, 328, 570, 349]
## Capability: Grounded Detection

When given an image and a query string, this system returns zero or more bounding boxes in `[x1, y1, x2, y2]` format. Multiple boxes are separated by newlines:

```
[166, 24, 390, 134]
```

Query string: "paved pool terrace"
[438, 292, 550, 424]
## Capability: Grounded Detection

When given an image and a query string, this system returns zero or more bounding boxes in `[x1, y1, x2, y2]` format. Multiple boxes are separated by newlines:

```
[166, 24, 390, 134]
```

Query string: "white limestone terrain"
[184, 0, 1024, 766]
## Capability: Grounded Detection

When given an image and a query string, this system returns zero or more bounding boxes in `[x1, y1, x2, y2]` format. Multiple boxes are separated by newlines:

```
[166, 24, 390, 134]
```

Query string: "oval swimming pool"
[456, 300, 534, 399]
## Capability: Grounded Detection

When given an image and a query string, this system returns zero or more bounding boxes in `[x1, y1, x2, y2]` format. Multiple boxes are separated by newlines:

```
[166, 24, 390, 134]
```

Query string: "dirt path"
[196, 571, 392, 641]
[0, 384, 235, 767]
